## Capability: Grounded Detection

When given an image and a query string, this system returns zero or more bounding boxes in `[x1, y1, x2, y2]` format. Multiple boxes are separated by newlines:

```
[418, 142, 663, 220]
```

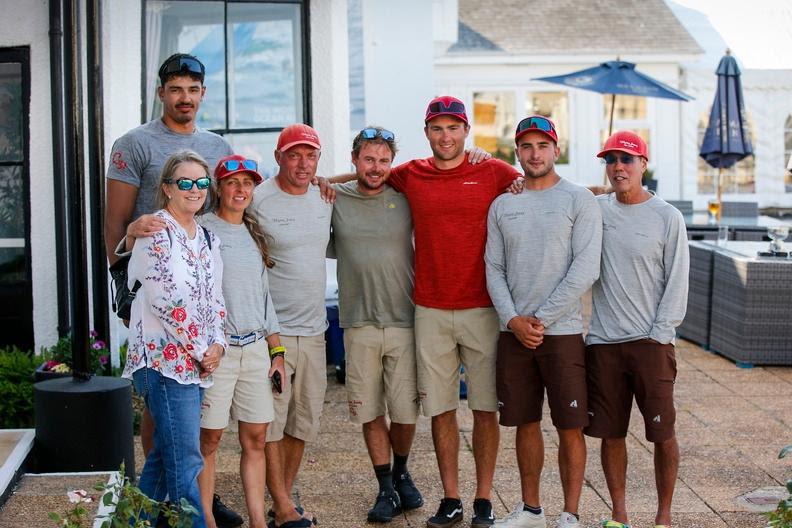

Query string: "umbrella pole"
[716, 167, 722, 221]
[603, 93, 617, 185]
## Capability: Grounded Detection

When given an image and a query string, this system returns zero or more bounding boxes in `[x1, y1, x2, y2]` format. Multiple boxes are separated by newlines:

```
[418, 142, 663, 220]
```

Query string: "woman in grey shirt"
[198, 155, 286, 528]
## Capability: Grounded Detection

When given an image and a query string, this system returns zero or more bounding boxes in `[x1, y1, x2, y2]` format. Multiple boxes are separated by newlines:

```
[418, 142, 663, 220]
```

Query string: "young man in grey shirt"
[585, 131, 689, 528]
[250, 124, 331, 528]
[329, 127, 422, 523]
[105, 53, 239, 528]
[485, 116, 601, 528]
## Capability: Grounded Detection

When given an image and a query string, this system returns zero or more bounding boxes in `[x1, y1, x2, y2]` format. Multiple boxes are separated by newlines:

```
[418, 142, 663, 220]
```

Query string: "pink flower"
[147, 342, 156, 350]
[99, 355, 109, 365]
[162, 343, 178, 361]
[174, 364, 184, 373]
[92, 340, 106, 350]
[171, 307, 187, 322]
[89, 330, 98, 338]
[188, 323, 199, 337]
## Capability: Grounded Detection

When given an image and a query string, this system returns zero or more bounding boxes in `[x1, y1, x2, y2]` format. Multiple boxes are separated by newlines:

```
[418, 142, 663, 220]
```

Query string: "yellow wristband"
[269, 345, 286, 358]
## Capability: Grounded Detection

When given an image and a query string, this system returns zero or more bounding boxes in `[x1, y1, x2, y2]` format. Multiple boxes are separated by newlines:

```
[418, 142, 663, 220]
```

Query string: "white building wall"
[311, 0, 351, 176]
[358, 0, 436, 164]
[1, 0, 59, 351]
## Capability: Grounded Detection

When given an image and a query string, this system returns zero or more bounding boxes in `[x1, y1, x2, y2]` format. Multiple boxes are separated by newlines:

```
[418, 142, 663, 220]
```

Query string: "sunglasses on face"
[427, 101, 466, 115]
[221, 159, 258, 171]
[165, 177, 211, 191]
[603, 153, 637, 165]
[360, 128, 395, 141]
[160, 57, 205, 77]
[516, 116, 556, 134]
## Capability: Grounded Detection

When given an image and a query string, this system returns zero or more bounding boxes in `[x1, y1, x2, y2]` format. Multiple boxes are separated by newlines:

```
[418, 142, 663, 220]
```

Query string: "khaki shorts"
[497, 333, 588, 429]
[344, 326, 419, 425]
[269, 334, 328, 443]
[414, 305, 500, 416]
[585, 339, 677, 443]
[200, 339, 275, 429]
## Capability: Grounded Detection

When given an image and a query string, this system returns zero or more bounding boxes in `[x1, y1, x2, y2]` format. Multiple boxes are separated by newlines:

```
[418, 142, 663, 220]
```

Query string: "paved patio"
[1, 339, 790, 527]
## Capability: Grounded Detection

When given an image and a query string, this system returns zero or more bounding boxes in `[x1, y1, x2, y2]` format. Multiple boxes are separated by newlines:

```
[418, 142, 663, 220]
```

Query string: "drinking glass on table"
[707, 199, 720, 223]
[717, 225, 729, 247]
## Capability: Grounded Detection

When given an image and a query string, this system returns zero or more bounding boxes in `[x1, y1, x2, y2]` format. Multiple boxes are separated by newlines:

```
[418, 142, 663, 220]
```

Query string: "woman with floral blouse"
[123, 149, 226, 528]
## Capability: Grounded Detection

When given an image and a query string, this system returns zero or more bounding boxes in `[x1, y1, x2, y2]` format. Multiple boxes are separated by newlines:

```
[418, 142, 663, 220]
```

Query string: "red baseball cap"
[597, 130, 649, 160]
[425, 96, 468, 125]
[276, 124, 321, 152]
[515, 115, 558, 144]
[214, 154, 263, 184]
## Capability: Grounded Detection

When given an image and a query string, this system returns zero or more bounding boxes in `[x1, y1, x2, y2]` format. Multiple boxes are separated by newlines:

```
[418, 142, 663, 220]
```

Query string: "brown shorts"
[496, 332, 588, 429]
[584, 339, 677, 443]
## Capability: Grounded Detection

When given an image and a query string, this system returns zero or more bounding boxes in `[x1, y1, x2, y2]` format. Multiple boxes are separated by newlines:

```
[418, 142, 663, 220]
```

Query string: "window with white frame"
[472, 90, 569, 166]
[602, 95, 650, 156]
[144, 0, 308, 178]
[696, 112, 755, 194]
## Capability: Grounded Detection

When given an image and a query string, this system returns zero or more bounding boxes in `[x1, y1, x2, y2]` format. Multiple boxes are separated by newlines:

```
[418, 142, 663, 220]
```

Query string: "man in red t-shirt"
[387, 96, 521, 528]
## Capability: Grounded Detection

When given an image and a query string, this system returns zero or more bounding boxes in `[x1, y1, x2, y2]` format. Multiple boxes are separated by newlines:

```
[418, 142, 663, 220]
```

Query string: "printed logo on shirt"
[503, 211, 525, 221]
[112, 151, 127, 170]
[569, 399, 578, 408]
[653, 414, 661, 423]
[462, 181, 479, 185]
[387, 203, 396, 209]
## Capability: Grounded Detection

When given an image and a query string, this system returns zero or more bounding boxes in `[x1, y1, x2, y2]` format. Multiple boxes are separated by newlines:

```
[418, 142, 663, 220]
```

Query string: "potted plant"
[35, 332, 110, 382]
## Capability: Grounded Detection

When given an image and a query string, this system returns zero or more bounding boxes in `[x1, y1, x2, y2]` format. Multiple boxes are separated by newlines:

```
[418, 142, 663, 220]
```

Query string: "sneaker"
[557, 512, 580, 528]
[427, 498, 464, 527]
[471, 498, 495, 527]
[393, 471, 424, 510]
[213, 494, 244, 528]
[494, 502, 545, 528]
[367, 489, 402, 523]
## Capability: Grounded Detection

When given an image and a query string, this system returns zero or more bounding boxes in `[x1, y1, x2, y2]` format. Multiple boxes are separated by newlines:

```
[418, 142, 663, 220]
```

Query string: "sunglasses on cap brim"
[360, 128, 395, 141]
[427, 101, 466, 115]
[222, 159, 258, 171]
[165, 177, 211, 190]
[516, 116, 555, 135]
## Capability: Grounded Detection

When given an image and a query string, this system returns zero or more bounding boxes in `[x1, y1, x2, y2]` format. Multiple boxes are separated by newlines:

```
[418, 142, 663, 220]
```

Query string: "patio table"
[700, 241, 792, 366]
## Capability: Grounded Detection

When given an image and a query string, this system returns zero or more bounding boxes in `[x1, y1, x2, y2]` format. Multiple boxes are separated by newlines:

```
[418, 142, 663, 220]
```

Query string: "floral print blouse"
[122, 210, 227, 385]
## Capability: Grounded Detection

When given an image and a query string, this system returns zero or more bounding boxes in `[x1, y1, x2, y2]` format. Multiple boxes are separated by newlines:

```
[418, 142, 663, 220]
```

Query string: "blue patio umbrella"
[699, 51, 753, 205]
[535, 60, 692, 136]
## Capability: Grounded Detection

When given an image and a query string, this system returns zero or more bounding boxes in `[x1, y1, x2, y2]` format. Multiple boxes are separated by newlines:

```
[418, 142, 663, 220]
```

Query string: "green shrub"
[0, 346, 38, 428]
[764, 444, 792, 527]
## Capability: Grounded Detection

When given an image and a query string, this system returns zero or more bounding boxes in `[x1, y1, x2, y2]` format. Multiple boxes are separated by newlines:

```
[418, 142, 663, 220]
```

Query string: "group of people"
[106, 52, 689, 528]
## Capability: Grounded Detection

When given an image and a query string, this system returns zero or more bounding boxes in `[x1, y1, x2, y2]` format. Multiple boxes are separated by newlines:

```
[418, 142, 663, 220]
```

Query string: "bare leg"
[601, 438, 629, 524]
[363, 416, 392, 466]
[238, 421, 268, 528]
[389, 422, 416, 458]
[198, 428, 224, 528]
[432, 410, 460, 498]
[515, 422, 543, 506]
[557, 428, 586, 515]
[472, 410, 499, 500]
[265, 437, 310, 526]
[141, 408, 155, 456]
[654, 436, 679, 526]
[280, 434, 306, 495]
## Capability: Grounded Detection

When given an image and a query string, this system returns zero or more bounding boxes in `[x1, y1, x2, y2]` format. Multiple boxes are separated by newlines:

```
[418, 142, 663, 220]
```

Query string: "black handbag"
[109, 255, 140, 321]
[109, 226, 212, 321]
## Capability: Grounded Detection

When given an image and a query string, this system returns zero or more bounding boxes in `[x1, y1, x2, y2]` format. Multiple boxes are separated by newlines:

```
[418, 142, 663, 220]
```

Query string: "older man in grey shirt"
[485, 116, 601, 528]
[251, 124, 331, 528]
[585, 131, 688, 528]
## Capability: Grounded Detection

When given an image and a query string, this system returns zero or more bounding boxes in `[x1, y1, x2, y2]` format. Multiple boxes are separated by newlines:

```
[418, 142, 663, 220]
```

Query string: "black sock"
[374, 463, 394, 492]
[392, 453, 409, 476]
[522, 504, 542, 515]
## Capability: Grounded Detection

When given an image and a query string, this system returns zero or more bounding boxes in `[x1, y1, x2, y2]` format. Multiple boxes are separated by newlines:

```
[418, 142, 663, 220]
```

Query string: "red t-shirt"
[389, 155, 519, 309]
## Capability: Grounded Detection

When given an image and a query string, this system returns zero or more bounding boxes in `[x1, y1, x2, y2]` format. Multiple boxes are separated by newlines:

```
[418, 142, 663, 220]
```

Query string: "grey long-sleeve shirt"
[485, 178, 602, 335]
[586, 193, 689, 345]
